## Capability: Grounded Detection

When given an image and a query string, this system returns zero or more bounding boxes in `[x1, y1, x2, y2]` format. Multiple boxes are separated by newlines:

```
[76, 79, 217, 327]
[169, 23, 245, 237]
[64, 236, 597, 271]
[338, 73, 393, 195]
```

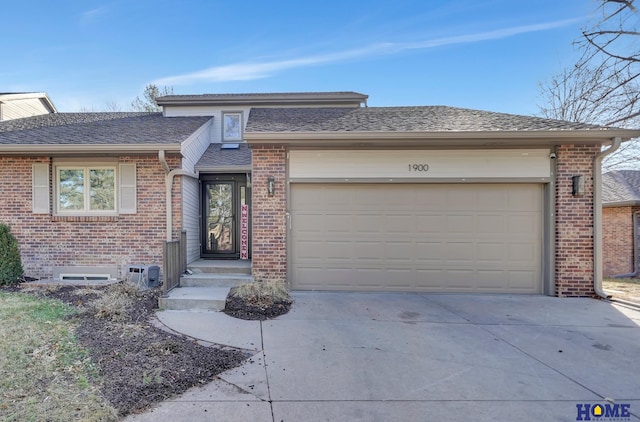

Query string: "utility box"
[147, 265, 160, 287]
[126, 264, 161, 288]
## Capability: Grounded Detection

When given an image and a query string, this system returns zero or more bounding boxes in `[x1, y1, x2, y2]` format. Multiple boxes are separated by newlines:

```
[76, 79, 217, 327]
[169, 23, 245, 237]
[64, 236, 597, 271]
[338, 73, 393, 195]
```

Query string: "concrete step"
[187, 259, 251, 275]
[159, 286, 230, 311]
[180, 273, 254, 288]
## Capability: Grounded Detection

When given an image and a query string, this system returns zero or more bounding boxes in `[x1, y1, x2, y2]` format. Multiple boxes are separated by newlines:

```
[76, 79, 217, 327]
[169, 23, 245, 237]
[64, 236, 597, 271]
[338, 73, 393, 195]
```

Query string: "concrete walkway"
[125, 293, 640, 421]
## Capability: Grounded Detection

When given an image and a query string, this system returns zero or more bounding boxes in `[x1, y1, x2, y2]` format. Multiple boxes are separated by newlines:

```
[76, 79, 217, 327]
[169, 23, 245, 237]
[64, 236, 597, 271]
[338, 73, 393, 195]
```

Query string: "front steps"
[158, 260, 253, 311]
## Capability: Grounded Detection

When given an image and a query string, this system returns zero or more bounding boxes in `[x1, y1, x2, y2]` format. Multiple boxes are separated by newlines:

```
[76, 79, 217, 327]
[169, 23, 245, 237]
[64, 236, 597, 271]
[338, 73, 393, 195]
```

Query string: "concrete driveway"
[126, 293, 640, 421]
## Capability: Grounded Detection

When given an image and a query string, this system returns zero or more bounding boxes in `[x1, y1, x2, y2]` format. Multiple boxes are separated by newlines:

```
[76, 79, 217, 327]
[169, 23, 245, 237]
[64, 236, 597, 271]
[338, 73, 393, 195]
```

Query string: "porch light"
[572, 175, 584, 196]
[267, 176, 275, 196]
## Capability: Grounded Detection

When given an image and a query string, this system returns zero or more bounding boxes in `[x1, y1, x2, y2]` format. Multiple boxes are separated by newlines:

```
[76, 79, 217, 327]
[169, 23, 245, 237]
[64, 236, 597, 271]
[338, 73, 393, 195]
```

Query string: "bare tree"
[104, 99, 122, 112]
[131, 84, 174, 112]
[538, 0, 639, 170]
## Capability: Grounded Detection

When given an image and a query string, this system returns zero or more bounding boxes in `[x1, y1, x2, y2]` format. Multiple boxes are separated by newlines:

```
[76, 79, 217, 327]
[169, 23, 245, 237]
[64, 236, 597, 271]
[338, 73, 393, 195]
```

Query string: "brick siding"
[554, 145, 601, 297]
[603, 206, 639, 277]
[248, 144, 606, 297]
[250, 145, 287, 281]
[0, 154, 182, 279]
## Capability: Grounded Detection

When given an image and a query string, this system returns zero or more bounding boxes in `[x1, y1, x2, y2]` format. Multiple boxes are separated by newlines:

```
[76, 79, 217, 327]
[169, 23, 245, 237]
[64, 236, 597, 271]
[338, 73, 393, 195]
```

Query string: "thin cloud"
[79, 6, 108, 24]
[154, 17, 583, 86]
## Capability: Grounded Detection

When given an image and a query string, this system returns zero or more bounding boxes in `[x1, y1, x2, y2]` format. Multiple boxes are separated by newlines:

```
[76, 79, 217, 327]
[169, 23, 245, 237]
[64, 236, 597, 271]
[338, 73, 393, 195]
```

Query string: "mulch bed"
[224, 293, 292, 320]
[3, 284, 249, 417]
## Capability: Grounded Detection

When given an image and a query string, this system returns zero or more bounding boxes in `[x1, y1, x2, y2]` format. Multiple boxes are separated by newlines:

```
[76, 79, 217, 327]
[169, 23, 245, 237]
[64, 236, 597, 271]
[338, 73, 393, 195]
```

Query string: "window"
[57, 166, 116, 214]
[222, 112, 242, 141]
[33, 162, 136, 216]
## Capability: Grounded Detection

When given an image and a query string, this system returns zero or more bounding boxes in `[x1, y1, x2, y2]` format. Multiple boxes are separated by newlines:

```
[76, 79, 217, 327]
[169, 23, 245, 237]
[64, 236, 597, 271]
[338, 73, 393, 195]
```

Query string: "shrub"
[0, 224, 24, 285]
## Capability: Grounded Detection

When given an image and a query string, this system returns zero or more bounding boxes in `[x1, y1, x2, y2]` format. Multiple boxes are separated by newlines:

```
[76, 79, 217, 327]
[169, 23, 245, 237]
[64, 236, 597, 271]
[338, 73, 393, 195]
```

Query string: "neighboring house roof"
[157, 92, 368, 107]
[0, 92, 57, 121]
[603, 170, 640, 207]
[0, 112, 212, 154]
[244, 106, 640, 146]
[195, 143, 252, 171]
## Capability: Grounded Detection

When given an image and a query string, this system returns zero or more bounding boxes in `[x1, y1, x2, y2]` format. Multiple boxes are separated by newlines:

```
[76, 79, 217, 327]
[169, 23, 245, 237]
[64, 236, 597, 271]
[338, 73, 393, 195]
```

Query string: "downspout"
[593, 137, 622, 299]
[611, 210, 640, 278]
[159, 150, 197, 242]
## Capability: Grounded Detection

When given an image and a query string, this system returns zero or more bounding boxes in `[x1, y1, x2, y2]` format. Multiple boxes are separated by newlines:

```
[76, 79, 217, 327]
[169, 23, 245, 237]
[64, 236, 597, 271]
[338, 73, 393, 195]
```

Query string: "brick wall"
[603, 206, 639, 277]
[554, 145, 600, 297]
[0, 154, 181, 279]
[250, 145, 287, 281]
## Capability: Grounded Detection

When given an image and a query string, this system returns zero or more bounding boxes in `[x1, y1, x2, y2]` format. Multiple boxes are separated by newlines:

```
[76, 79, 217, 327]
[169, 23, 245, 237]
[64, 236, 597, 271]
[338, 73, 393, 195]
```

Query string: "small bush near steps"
[224, 280, 292, 320]
[0, 223, 24, 286]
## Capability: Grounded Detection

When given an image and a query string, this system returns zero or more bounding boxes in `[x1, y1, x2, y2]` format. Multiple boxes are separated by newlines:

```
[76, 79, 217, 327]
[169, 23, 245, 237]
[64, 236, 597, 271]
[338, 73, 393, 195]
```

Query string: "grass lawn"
[0, 291, 118, 422]
[603, 278, 640, 304]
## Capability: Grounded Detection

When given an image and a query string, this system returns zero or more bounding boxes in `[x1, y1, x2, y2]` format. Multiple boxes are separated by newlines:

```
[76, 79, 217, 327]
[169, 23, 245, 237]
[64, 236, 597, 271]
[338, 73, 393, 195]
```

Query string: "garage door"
[290, 184, 543, 293]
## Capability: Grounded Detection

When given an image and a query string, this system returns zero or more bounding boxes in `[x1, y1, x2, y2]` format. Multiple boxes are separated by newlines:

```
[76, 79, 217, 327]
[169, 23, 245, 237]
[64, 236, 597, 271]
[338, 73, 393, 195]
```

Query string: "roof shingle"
[0, 112, 211, 145]
[245, 106, 606, 133]
[195, 143, 251, 170]
[603, 170, 640, 205]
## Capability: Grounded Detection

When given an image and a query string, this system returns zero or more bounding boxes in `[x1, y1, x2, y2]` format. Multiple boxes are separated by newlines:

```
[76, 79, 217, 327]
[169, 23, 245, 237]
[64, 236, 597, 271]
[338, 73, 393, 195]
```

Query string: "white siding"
[289, 149, 551, 180]
[182, 177, 201, 263]
[181, 119, 214, 172]
[1, 98, 51, 120]
[180, 120, 213, 263]
[164, 106, 251, 145]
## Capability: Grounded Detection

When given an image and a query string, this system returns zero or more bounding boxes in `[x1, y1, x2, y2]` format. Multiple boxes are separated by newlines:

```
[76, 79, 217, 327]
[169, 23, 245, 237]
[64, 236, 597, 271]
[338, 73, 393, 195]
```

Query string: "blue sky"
[2, 0, 595, 115]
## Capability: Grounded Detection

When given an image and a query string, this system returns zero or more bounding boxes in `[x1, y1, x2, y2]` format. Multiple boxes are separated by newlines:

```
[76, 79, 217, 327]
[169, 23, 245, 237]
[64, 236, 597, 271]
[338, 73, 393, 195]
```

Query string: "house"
[602, 170, 640, 278]
[1, 91, 639, 297]
[0, 92, 57, 121]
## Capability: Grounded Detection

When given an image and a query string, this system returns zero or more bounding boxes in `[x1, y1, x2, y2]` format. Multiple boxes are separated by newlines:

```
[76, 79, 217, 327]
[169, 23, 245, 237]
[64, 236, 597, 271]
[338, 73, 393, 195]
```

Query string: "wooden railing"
[162, 231, 186, 294]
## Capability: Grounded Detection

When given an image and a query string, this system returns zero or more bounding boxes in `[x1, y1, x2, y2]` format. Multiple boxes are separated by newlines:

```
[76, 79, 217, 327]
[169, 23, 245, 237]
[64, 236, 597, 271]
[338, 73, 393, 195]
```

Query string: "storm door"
[201, 174, 250, 259]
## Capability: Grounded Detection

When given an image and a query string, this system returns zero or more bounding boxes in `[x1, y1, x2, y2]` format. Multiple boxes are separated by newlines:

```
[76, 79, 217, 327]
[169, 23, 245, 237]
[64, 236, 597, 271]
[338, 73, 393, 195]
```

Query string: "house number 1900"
[408, 164, 429, 172]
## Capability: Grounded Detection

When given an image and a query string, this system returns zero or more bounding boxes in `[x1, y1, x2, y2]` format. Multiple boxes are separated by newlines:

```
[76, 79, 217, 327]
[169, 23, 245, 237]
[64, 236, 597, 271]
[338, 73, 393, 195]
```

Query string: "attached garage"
[287, 149, 551, 294]
[290, 183, 543, 293]
[245, 104, 640, 297]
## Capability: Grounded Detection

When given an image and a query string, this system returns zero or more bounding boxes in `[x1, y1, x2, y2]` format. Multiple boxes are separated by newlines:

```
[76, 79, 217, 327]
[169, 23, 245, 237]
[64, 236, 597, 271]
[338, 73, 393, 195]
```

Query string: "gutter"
[593, 137, 622, 299]
[611, 210, 640, 279]
[244, 128, 640, 143]
[158, 150, 197, 242]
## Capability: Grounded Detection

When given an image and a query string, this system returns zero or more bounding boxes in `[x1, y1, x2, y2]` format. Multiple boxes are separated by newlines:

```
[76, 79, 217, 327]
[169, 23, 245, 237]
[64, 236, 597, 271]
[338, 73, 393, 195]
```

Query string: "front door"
[201, 174, 251, 259]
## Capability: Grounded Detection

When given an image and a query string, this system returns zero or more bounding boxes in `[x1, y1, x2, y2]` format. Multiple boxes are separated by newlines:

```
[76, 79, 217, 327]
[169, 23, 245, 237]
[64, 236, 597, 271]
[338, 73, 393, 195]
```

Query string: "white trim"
[54, 163, 118, 216]
[222, 111, 243, 141]
[289, 149, 551, 180]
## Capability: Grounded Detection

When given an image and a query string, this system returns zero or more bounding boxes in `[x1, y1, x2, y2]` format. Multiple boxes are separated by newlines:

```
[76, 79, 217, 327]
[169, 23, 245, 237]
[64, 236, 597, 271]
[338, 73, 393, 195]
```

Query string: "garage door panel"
[477, 242, 506, 261]
[291, 184, 543, 293]
[508, 271, 538, 290]
[445, 242, 475, 263]
[508, 242, 538, 262]
[414, 214, 446, 233]
[447, 215, 474, 232]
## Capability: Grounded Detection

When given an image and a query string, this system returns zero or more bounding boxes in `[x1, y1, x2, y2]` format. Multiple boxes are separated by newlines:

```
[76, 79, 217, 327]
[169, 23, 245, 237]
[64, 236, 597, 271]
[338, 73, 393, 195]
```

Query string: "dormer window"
[222, 111, 242, 141]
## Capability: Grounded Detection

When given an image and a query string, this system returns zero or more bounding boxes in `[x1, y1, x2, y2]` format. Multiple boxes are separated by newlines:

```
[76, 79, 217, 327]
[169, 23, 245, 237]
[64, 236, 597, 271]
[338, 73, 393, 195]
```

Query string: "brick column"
[251, 145, 287, 282]
[555, 145, 600, 297]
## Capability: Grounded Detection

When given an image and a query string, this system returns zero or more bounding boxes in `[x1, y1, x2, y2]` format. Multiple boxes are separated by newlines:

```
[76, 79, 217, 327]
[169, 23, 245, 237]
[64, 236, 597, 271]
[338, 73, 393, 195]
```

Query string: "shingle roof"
[603, 170, 640, 205]
[0, 112, 211, 145]
[245, 106, 606, 133]
[195, 143, 252, 170]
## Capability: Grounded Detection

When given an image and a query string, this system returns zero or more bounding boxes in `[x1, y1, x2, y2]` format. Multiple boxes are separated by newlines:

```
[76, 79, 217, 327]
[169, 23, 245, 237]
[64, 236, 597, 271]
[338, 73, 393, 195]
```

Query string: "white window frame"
[54, 164, 118, 216]
[222, 111, 243, 142]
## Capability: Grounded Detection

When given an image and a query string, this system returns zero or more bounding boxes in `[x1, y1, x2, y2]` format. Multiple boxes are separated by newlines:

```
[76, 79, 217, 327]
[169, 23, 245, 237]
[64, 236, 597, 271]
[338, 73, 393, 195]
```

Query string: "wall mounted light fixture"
[572, 175, 584, 196]
[267, 176, 275, 196]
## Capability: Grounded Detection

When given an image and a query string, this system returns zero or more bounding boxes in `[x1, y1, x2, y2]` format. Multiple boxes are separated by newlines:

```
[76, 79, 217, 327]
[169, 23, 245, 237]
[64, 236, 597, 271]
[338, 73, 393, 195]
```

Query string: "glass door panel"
[204, 182, 235, 254]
